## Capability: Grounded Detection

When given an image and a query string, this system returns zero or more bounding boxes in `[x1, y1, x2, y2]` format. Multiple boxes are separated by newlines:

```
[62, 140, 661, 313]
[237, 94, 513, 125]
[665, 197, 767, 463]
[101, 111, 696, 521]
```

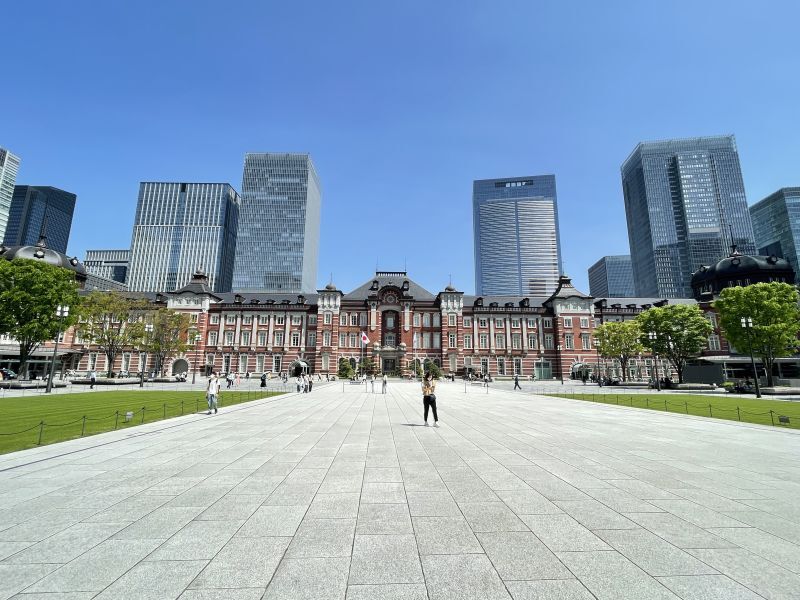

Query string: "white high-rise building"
[127, 182, 240, 293]
[0, 147, 21, 242]
[473, 175, 563, 296]
[232, 153, 321, 293]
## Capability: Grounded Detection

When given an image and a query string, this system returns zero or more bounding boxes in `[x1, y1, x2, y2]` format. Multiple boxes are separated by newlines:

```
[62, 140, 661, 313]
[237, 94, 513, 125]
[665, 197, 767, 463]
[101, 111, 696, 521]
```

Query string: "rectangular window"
[423, 313, 431, 327]
[258, 331, 267, 346]
[464, 334, 473, 349]
[449, 333, 456, 347]
[495, 319, 503, 328]
[339, 333, 347, 347]
[241, 331, 251, 346]
[479, 318, 488, 328]
[258, 315, 269, 325]
[563, 317, 572, 328]
[495, 334, 505, 349]
[242, 315, 253, 325]
[511, 318, 520, 328]
[350, 314, 358, 326]
[513, 358, 522, 375]
[385, 333, 395, 346]
[226, 314, 236, 325]
[274, 332, 284, 346]
[308, 332, 316, 347]
[449, 355, 457, 371]
[527, 318, 536, 328]
[122, 353, 131, 372]
[481, 357, 489, 374]
[528, 334, 537, 349]
[708, 335, 721, 351]
[350, 333, 358, 347]
[256, 354, 264, 372]
[225, 331, 234, 346]
[448, 314, 456, 327]
[565, 333, 574, 350]
[463, 316, 472, 327]
[422, 332, 431, 348]
[544, 334, 554, 349]
[239, 354, 247, 372]
[386, 315, 395, 328]
[208, 331, 218, 345]
[89, 353, 97, 370]
[511, 333, 521, 349]
[323, 331, 331, 346]
[291, 332, 300, 346]
[359, 313, 367, 326]
[581, 333, 591, 350]
[308, 315, 317, 325]
[190, 313, 198, 323]
[413, 313, 420, 327]
[433, 314, 440, 327]
[210, 314, 220, 324]
[273, 355, 282, 372]
[340, 314, 347, 326]
[497, 357, 506, 375]
[707, 313, 717, 328]
[479, 334, 489, 348]
[543, 318, 552, 328]
[276, 316, 285, 326]
[580, 317, 589, 328]
[291, 315, 302, 326]
[324, 313, 332, 325]
[433, 335, 440, 349]
[321, 354, 329, 370]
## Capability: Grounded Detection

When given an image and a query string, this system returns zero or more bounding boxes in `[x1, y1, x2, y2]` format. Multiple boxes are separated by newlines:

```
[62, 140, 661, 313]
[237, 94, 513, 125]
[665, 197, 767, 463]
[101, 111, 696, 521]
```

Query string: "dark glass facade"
[622, 136, 756, 298]
[750, 187, 800, 270]
[588, 255, 635, 297]
[2, 185, 76, 253]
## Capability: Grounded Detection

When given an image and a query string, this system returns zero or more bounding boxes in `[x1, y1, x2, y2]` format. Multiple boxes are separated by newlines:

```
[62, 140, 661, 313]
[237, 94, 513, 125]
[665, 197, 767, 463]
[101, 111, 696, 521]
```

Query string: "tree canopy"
[137, 308, 190, 376]
[637, 304, 712, 383]
[75, 292, 149, 377]
[714, 282, 800, 386]
[592, 320, 643, 381]
[0, 259, 81, 378]
[338, 357, 354, 379]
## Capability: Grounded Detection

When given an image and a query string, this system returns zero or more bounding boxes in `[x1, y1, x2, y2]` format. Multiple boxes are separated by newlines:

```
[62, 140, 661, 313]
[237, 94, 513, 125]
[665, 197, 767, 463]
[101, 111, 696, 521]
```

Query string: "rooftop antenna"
[449, 273, 452, 287]
[728, 224, 737, 255]
[404, 257, 407, 272]
[37, 209, 49, 247]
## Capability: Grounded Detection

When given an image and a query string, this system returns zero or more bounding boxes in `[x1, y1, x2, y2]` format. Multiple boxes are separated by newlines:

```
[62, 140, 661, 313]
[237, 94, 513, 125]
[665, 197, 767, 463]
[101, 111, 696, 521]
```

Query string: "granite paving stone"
[1, 381, 799, 600]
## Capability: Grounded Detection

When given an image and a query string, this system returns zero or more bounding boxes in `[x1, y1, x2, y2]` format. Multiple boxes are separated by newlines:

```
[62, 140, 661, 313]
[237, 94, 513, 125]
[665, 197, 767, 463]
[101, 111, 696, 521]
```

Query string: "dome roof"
[691, 245, 795, 299]
[325, 282, 337, 291]
[0, 236, 87, 283]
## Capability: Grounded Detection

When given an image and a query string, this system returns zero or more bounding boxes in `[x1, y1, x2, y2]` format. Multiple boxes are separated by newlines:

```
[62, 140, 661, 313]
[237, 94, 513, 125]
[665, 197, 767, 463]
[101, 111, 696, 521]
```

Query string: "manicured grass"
[0, 389, 284, 455]
[546, 392, 800, 429]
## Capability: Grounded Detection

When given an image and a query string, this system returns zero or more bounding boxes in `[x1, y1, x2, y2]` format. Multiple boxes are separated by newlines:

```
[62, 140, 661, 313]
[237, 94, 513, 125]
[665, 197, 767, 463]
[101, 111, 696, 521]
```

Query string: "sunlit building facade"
[0, 147, 21, 243]
[588, 255, 635, 297]
[750, 187, 800, 270]
[3, 185, 76, 253]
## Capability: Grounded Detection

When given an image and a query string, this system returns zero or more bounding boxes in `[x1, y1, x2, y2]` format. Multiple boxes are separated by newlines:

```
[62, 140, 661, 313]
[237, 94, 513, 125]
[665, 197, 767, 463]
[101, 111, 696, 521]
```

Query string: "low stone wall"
[71, 378, 142, 386]
[0, 380, 68, 389]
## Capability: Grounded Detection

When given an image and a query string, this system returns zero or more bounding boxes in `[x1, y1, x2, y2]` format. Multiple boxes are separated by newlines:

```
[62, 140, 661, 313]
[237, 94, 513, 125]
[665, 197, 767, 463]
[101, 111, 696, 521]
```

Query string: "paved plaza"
[1, 381, 799, 599]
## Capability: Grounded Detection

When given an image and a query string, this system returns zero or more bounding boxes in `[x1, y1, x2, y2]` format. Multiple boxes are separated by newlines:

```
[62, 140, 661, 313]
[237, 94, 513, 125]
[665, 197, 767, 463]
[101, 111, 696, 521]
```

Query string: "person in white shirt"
[382, 374, 388, 394]
[206, 372, 220, 414]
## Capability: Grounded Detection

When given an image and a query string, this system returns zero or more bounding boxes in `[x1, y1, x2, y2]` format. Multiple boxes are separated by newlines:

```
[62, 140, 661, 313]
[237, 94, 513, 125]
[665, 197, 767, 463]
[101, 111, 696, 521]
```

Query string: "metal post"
[37, 421, 44, 445]
[81, 415, 87, 436]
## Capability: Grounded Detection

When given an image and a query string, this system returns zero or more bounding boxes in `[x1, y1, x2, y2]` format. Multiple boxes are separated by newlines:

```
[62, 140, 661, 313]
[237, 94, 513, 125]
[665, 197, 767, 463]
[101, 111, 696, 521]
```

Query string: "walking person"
[226, 372, 234, 389]
[513, 374, 521, 390]
[206, 372, 220, 414]
[296, 375, 302, 393]
[89, 369, 97, 389]
[382, 373, 388, 394]
[260, 372, 267, 388]
[421, 372, 439, 427]
[235, 372, 241, 387]
[370, 374, 375, 393]
[308, 374, 313, 392]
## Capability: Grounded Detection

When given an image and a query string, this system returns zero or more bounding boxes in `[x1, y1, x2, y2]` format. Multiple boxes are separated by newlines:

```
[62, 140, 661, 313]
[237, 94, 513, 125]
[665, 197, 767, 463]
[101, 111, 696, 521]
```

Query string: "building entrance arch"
[172, 358, 189, 376]
[289, 360, 309, 377]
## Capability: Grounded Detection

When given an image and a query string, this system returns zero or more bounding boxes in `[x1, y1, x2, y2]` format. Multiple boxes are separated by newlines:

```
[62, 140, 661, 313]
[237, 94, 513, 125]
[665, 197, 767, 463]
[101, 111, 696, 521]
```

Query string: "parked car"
[0, 368, 17, 380]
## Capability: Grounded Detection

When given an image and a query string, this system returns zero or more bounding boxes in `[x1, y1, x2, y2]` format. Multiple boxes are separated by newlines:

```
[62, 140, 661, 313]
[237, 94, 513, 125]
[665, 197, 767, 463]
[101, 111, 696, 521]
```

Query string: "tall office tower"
[3, 186, 76, 253]
[0, 148, 21, 242]
[750, 187, 800, 269]
[84, 249, 130, 283]
[127, 182, 240, 293]
[588, 255, 635, 297]
[473, 175, 562, 296]
[232, 153, 321, 293]
[622, 135, 756, 298]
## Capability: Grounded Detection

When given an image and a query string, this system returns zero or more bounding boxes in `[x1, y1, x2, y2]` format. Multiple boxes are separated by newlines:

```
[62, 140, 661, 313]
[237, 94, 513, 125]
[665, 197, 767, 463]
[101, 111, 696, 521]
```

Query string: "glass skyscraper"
[84, 249, 130, 284]
[3, 185, 76, 253]
[588, 255, 635, 297]
[622, 135, 756, 298]
[750, 187, 800, 270]
[0, 148, 21, 243]
[232, 153, 321, 293]
[473, 175, 562, 296]
[127, 182, 240, 293]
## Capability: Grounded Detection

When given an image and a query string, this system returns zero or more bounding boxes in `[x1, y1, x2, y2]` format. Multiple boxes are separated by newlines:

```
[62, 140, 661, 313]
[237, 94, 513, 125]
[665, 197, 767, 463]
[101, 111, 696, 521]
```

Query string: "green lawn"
[0, 389, 284, 455]
[546, 392, 800, 429]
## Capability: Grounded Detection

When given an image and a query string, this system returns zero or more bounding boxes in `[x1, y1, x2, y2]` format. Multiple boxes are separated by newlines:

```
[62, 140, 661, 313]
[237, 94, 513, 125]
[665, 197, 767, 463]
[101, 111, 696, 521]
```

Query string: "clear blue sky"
[4, 1, 799, 295]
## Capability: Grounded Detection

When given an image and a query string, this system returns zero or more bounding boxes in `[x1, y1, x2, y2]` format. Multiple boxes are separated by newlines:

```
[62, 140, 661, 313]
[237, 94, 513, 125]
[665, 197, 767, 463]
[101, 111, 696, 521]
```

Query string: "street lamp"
[45, 305, 70, 394]
[741, 317, 762, 398]
[191, 332, 202, 384]
[139, 322, 153, 388]
[648, 331, 661, 391]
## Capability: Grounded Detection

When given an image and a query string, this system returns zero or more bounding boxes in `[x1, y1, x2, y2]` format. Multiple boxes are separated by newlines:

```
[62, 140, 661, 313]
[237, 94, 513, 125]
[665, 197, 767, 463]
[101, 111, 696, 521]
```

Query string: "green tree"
[0, 259, 81, 378]
[592, 321, 643, 382]
[137, 308, 190, 376]
[338, 357, 354, 379]
[75, 292, 149, 377]
[714, 282, 800, 387]
[424, 359, 443, 379]
[360, 356, 376, 376]
[637, 304, 713, 384]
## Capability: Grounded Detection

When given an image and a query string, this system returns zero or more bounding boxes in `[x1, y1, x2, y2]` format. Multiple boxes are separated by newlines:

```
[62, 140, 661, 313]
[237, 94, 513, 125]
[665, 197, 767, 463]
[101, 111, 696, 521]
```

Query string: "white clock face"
[385, 294, 396, 304]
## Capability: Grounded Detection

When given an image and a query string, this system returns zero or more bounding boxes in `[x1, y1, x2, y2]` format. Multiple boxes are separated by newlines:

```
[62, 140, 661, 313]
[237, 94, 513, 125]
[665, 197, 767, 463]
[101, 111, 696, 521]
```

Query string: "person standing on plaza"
[89, 369, 97, 389]
[421, 372, 439, 427]
[296, 374, 302, 393]
[382, 373, 388, 394]
[206, 371, 220, 414]
[260, 372, 267, 388]
[370, 374, 375, 393]
[513, 374, 521, 390]
[226, 371, 234, 389]
[235, 372, 241, 387]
